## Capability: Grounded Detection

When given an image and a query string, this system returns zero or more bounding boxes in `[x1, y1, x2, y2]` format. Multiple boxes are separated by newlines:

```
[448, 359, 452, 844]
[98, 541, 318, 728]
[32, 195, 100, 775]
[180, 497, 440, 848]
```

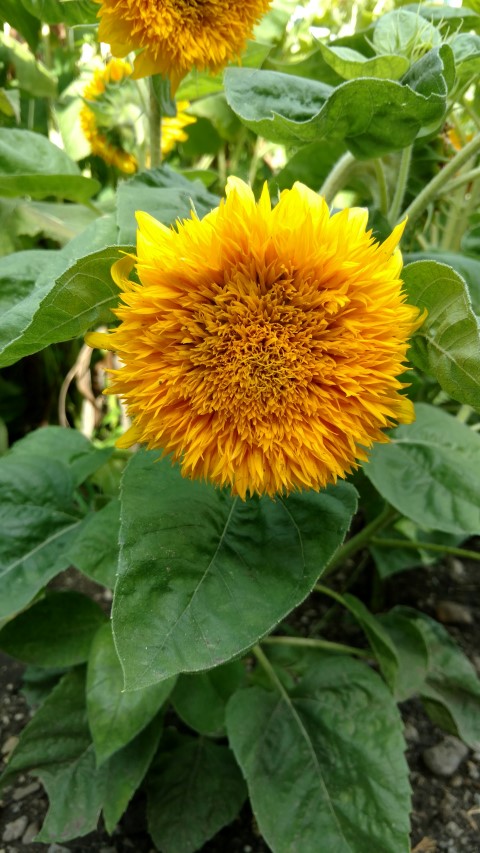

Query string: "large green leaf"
[0, 241, 124, 368]
[226, 650, 410, 853]
[146, 734, 246, 853]
[403, 261, 480, 410]
[171, 661, 245, 737]
[0, 453, 84, 619]
[0, 0, 40, 49]
[113, 452, 357, 689]
[364, 403, 480, 536]
[0, 129, 100, 202]
[342, 594, 399, 691]
[86, 623, 175, 766]
[405, 251, 480, 316]
[224, 46, 452, 157]
[21, 0, 99, 25]
[383, 608, 480, 746]
[0, 591, 106, 666]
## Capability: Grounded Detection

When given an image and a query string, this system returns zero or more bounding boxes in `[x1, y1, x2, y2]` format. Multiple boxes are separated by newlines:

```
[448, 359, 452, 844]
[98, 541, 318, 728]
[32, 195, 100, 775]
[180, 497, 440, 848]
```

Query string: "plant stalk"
[262, 635, 370, 658]
[370, 537, 480, 563]
[374, 158, 389, 216]
[320, 151, 356, 205]
[388, 145, 412, 223]
[149, 77, 162, 168]
[323, 504, 397, 576]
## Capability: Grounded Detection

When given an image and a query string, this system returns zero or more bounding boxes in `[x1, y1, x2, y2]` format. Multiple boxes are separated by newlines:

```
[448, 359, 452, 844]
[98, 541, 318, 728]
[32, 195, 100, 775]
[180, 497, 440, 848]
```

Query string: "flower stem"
[370, 537, 480, 563]
[440, 167, 480, 196]
[149, 77, 162, 168]
[388, 145, 412, 223]
[374, 158, 389, 216]
[320, 151, 356, 205]
[323, 504, 397, 576]
[252, 645, 291, 701]
[401, 133, 480, 233]
[261, 635, 370, 658]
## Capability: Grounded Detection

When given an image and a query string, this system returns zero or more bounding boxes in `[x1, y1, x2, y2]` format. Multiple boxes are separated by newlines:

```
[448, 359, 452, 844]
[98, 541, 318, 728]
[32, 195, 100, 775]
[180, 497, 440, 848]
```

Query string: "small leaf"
[404, 251, 480, 316]
[171, 661, 245, 736]
[146, 734, 246, 853]
[86, 623, 175, 765]
[0, 591, 106, 667]
[364, 403, 480, 536]
[403, 261, 480, 410]
[318, 42, 409, 81]
[113, 452, 357, 689]
[226, 650, 411, 853]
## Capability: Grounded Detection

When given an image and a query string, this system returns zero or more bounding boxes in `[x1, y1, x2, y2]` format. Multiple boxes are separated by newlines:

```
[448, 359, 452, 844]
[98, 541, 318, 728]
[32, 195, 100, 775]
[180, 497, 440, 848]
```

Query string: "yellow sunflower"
[95, 0, 272, 91]
[87, 179, 423, 499]
[80, 58, 138, 174]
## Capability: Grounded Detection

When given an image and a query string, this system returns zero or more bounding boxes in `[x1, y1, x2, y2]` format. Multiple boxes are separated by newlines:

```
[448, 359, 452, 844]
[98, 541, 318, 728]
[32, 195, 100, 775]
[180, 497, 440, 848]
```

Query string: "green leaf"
[372, 10, 441, 58]
[224, 47, 451, 157]
[226, 651, 410, 853]
[0, 591, 106, 666]
[317, 42, 409, 81]
[0, 0, 40, 49]
[450, 33, 480, 77]
[146, 734, 246, 853]
[20, 0, 99, 25]
[116, 166, 218, 244]
[67, 499, 120, 589]
[102, 716, 162, 834]
[0, 129, 100, 202]
[403, 261, 480, 410]
[0, 215, 118, 367]
[113, 452, 357, 689]
[405, 251, 480, 316]
[386, 608, 480, 746]
[10, 426, 112, 487]
[342, 594, 399, 690]
[176, 39, 272, 100]
[364, 403, 480, 536]
[0, 242, 125, 368]
[0, 453, 84, 619]
[171, 661, 245, 736]
[86, 623, 175, 766]
[0, 32, 56, 98]
[377, 610, 429, 702]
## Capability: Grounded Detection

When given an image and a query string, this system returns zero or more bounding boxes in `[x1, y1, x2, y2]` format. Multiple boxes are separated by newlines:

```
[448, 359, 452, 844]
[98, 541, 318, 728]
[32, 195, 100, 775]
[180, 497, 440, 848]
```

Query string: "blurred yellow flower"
[95, 0, 272, 91]
[87, 180, 423, 499]
[80, 59, 138, 174]
[81, 60, 196, 170]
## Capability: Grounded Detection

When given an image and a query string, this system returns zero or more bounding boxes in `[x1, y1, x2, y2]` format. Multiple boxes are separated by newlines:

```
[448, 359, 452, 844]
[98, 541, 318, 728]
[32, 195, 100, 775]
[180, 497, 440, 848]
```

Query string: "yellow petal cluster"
[95, 0, 272, 90]
[80, 59, 138, 174]
[87, 179, 423, 499]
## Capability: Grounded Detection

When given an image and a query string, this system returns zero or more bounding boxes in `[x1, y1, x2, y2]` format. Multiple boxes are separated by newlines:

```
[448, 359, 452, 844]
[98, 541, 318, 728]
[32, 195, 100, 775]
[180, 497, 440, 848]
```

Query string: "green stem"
[440, 166, 480, 196]
[324, 504, 397, 575]
[320, 151, 356, 205]
[262, 636, 370, 658]
[388, 145, 412, 223]
[370, 537, 480, 563]
[149, 77, 162, 168]
[252, 645, 291, 701]
[374, 158, 389, 216]
[314, 584, 347, 606]
[401, 133, 480, 232]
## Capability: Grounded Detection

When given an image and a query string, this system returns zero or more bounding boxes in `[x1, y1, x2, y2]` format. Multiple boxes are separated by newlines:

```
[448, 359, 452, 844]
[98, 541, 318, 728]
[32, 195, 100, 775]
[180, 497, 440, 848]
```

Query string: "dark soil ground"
[1, 547, 479, 853]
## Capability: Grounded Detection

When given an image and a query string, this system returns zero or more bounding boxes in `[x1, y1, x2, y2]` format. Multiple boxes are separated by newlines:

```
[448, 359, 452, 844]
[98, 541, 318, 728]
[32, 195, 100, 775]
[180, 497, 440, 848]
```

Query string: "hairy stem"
[149, 77, 162, 168]
[374, 158, 389, 216]
[370, 537, 480, 563]
[320, 151, 356, 205]
[262, 635, 370, 658]
[324, 504, 397, 576]
[388, 145, 412, 223]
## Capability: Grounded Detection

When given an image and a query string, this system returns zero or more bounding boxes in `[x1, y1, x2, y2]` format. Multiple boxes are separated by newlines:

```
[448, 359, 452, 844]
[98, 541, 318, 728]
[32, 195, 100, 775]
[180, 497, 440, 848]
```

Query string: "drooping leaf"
[403, 261, 480, 410]
[113, 452, 357, 689]
[226, 650, 411, 853]
[146, 733, 247, 853]
[342, 593, 399, 690]
[0, 591, 106, 667]
[378, 610, 429, 702]
[86, 623, 175, 765]
[171, 661, 245, 736]
[364, 403, 480, 536]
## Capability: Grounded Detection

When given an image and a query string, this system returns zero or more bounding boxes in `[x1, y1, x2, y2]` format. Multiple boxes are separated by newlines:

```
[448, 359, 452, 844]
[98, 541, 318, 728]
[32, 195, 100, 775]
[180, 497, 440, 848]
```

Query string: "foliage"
[0, 1, 480, 852]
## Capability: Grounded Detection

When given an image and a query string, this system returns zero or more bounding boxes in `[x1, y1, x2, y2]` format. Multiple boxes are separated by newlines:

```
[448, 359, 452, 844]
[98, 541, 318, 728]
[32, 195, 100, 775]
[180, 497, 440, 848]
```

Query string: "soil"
[1, 548, 479, 853]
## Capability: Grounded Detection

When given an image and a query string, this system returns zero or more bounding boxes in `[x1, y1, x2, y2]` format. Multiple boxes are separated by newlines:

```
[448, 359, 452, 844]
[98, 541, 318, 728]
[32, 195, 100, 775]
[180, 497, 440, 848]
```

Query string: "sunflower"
[86, 179, 423, 499]
[80, 58, 138, 174]
[95, 0, 272, 91]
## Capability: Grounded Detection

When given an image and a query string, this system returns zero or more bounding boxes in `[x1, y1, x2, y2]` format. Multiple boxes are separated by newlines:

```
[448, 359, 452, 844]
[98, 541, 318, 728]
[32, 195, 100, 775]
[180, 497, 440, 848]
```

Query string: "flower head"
[95, 0, 272, 90]
[87, 179, 423, 499]
[80, 58, 138, 174]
